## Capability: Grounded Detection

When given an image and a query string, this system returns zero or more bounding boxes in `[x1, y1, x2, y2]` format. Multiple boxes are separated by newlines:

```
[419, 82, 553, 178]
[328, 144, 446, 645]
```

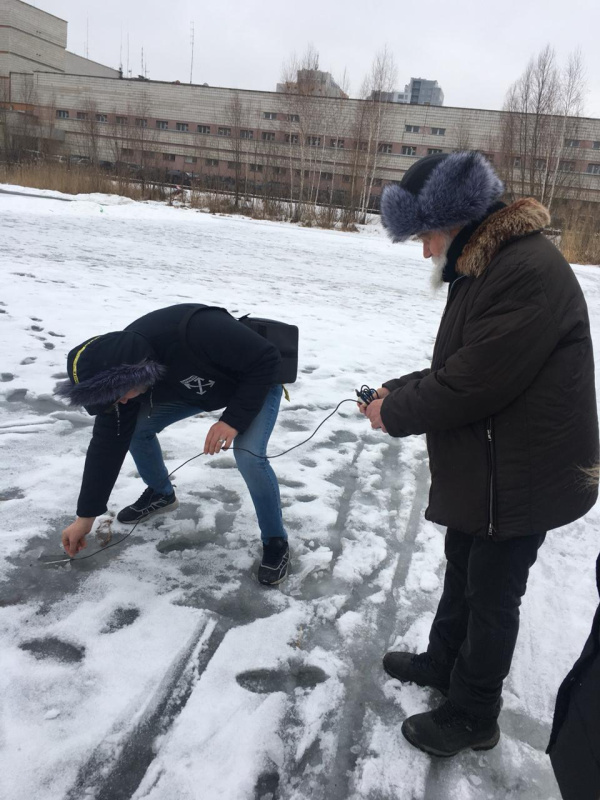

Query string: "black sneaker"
[401, 700, 500, 757]
[383, 651, 451, 695]
[117, 487, 179, 524]
[257, 537, 290, 586]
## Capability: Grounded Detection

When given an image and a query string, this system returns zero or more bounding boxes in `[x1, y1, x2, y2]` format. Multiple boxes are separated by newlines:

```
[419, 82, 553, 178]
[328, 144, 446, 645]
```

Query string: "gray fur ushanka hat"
[380, 151, 504, 242]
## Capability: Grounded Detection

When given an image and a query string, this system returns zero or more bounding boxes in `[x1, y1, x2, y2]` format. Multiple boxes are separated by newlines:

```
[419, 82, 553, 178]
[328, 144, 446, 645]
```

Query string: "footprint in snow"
[101, 607, 140, 634]
[320, 430, 359, 449]
[296, 494, 318, 503]
[20, 357, 36, 365]
[280, 418, 310, 432]
[6, 388, 27, 402]
[1, 373, 14, 382]
[156, 533, 212, 554]
[20, 637, 85, 663]
[0, 486, 25, 501]
[254, 770, 280, 800]
[278, 477, 305, 489]
[208, 459, 236, 470]
[237, 664, 328, 694]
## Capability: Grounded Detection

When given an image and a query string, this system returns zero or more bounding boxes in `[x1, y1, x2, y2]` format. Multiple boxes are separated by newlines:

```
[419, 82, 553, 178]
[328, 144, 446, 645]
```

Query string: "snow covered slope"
[1, 187, 599, 800]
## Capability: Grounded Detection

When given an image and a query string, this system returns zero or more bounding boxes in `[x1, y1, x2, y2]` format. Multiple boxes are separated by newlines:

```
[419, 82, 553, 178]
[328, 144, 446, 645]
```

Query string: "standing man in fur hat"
[361, 152, 598, 756]
[56, 303, 290, 586]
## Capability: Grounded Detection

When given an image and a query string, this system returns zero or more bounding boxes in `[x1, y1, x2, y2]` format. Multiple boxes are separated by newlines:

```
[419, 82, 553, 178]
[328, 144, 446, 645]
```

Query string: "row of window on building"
[56, 110, 444, 139]
[53, 110, 600, 173]
[565, 139, 600, 149]
[53, 111, 600, 153]
[512, 156, 600, 174]
[119, 150, 386, 183]
[144, 150, 600, 177]
[54, 110, 445, 155]
[405, 124, 446, 135]
[55, 110, 299, 125]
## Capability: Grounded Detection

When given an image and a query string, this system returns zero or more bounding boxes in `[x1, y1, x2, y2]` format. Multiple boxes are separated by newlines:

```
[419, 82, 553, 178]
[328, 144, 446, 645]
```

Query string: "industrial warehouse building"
[2, 0, 600, 210]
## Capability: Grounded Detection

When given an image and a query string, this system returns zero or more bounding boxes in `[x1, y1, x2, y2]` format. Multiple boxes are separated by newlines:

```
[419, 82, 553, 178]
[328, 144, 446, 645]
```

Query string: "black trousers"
[427, 528, 546, 718]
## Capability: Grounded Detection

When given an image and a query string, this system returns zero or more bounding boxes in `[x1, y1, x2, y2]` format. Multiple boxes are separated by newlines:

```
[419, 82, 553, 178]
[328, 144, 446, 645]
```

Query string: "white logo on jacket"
[180, 375, 216, 395]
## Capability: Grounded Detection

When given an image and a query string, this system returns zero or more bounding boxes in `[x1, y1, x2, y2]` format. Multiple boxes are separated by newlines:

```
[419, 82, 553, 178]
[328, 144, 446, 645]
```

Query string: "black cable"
[356, 385, 380, 406]
[168, 397, 358, 475]
[45, 396, 370, 565]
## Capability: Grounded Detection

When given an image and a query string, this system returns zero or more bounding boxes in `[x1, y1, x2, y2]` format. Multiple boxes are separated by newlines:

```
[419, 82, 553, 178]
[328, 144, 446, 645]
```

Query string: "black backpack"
[179, 305, 298, 384]
[237, 314, 298, 384]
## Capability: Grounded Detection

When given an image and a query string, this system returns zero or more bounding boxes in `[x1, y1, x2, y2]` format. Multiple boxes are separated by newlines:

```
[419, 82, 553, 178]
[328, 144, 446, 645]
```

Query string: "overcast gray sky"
[31, 0, 600, 117]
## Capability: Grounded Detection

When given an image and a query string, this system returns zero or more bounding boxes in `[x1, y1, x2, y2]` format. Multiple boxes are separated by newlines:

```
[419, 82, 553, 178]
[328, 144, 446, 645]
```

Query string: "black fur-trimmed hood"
[55, 331, 166, 409]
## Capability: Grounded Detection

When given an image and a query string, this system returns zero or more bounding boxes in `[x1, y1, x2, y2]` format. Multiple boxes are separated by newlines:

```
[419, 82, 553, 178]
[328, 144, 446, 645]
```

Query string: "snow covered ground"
[1, 185, 599, 800]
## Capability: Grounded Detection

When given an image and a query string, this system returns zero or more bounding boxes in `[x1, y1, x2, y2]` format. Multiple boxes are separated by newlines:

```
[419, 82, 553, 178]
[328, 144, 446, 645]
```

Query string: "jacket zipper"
[486, 417, 496, 539]
[442, 275, 467, 319]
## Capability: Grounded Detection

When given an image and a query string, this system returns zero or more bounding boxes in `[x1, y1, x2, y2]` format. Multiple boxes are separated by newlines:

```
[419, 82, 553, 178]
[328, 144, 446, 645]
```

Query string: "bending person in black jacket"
[56, 304, 290, 586]
[547, 466, 600, 800]
[360, 153, 598, 757]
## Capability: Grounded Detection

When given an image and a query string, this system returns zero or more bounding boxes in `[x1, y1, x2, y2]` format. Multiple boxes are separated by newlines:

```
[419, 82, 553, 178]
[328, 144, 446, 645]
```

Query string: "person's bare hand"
[204, 421, 238, 455]
[62, 517, 95, 557]
[364, 399, 388, 432]
[357, 386, 390, 416]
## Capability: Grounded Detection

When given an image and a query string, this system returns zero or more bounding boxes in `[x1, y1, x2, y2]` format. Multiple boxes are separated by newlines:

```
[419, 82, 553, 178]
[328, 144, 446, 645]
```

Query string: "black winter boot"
[383, 651, 451, 695]
[258, 538, 290, 586]
[402, 700, 500, 757]
[117, 487, 179, 524]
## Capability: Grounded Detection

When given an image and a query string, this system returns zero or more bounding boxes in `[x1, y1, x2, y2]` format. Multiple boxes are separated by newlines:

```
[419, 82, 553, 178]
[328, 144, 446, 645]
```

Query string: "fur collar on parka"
[456, 197, 551, 279]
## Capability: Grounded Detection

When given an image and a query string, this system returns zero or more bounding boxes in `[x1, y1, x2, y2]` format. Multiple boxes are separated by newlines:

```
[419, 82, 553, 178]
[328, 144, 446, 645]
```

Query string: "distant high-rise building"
[407, 78, 444, 106]
[277, 69, 347, 99]
[372, 78, 444, 106]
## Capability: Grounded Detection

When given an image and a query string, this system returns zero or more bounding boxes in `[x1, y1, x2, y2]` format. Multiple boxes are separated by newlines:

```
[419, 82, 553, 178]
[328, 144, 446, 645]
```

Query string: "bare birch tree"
[278, 44, 330, 221]
[500, 45, 586, 210]
[358, 47, 397, 222]
[226, 90, 245, 208]
[547, 49, 586, 211]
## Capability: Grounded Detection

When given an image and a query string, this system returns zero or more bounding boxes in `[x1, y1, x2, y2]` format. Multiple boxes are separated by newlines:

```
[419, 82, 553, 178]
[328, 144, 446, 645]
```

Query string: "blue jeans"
[129, 385, 287, 543]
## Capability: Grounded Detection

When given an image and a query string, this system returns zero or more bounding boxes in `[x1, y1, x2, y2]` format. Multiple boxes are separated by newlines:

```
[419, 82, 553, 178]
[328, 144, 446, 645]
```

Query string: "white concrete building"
[0, 0, 119, 79]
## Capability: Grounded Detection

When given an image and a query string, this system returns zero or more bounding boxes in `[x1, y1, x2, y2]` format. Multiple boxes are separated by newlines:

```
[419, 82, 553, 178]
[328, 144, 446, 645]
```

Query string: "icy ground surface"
[1, 186, 599, 800]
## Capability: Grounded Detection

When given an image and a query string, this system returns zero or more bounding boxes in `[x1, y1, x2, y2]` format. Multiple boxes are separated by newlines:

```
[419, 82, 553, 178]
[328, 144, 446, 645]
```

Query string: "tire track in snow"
[65, 616, 221, 800]
[324, 447, 430, 800]
[268, 441, 431, 800]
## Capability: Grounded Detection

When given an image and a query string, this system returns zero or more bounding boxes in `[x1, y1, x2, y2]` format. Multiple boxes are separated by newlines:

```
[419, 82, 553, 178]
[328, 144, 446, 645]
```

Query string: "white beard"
[429, 236, 453, 292]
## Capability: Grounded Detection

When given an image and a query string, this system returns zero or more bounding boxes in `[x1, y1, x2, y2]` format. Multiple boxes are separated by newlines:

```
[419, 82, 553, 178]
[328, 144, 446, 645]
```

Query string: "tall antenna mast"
[119, 26, 123, 72]
[85, 17, 89, 58]
[189, 22, 195, 84]
[126, 32, 130, 77]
